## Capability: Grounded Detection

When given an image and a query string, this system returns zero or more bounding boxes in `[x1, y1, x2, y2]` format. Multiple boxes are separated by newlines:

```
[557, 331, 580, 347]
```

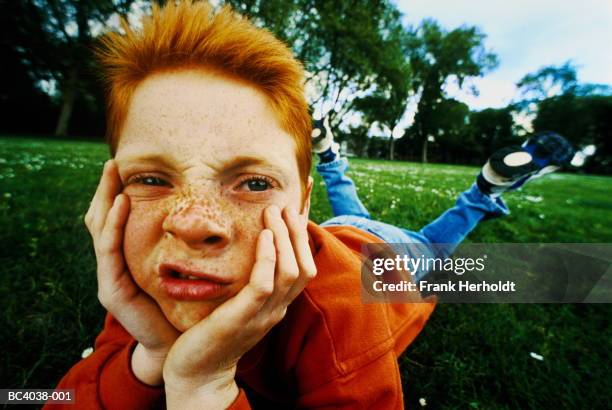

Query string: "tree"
[6, 0, 136, 137]
[404, 19, 498, 162]
[352, 20, 412, 160]
[429, 98, 470, 163]
[226, 0, 410, 129]
[0, 2, 58, 134]
[514, 61, 611, 105]
[468, 107, 517, 163]
[396, 98, 470, 163]
[514, 62, 612, 174]
[516, 61, 579, 103]
[533, 95, 612, 174]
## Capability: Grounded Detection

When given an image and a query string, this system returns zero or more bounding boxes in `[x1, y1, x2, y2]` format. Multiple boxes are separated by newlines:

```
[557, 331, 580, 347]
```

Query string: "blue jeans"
[317, 157, 510, 281]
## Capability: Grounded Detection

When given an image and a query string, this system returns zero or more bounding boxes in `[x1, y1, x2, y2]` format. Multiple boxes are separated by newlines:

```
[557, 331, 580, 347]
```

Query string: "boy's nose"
[162, 204, 231, 252]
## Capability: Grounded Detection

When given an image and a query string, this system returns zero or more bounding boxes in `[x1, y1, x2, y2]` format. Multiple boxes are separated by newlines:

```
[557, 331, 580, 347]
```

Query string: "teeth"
[177, 273, 201, 280]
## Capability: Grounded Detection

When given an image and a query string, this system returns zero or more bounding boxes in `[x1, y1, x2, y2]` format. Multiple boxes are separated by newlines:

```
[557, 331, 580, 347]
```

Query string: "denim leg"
[316, 157, 371, 219]
[320, 183, 509, 282]
[406, 183, 510, 259]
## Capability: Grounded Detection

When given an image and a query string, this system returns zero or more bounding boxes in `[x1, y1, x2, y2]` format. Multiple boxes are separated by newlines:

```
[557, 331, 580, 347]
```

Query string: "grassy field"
[1, 136, 611, 409]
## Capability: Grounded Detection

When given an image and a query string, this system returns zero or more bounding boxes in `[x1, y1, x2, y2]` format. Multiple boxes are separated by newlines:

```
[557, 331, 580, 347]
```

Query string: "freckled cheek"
[226, 202, 268, 285]
[235, 202, 266, 232]
[123, 201, 168, 290]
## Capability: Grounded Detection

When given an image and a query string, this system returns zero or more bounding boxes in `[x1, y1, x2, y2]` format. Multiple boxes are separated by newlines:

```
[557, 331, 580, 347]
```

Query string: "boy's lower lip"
[160, 277, 229, 301]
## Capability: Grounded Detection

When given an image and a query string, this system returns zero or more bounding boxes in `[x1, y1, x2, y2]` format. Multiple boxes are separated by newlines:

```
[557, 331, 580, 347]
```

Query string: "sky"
[395, 0, 612, 110]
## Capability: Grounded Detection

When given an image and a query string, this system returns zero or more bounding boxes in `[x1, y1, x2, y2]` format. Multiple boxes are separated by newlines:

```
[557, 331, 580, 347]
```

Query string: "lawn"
[1, 137, 610, 409]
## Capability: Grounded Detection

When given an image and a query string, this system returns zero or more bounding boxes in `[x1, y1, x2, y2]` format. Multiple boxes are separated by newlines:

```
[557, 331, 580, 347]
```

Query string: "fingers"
[187, 205, 315, 344]
[169, 213, 316, 375]
[281, 207, 317, 303]
[243, 229, 276, 309]
[195, 229, 276, 341]
[264, 205, 300, 296]
[85, 160, 123, 236]
[259, 204, 316, 314]
[97, 193, 130, 260]
[96, 194, 131, 299]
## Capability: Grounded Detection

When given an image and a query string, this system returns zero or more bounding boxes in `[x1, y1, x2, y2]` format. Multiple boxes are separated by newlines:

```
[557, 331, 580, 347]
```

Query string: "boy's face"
[115, 69, 309, 332]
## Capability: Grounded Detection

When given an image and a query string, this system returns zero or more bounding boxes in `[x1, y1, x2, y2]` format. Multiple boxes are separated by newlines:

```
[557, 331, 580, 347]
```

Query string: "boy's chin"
[162, 301, 217, 332]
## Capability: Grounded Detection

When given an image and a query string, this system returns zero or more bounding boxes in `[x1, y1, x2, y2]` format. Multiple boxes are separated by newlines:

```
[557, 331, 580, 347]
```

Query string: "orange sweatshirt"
[45, 222, 435, 409]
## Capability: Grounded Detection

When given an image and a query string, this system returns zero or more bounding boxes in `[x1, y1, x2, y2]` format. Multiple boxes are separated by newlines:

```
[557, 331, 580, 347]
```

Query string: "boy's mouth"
[159, 263, 231, 283]
[158, 263, 232, 301]
[171, 271, 201, 280]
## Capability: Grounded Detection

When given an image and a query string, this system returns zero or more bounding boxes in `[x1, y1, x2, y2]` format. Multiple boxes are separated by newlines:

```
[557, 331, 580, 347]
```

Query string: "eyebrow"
[116, 153, 289, 184]
[218, 155, 289, 184]
[115, 153, 176, 169]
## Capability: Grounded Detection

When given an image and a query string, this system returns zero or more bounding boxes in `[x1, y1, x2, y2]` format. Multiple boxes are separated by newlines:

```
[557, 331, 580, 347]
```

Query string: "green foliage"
[467, 107, 518, 163]
[396, 98, 471, 162]
[2, 0, 137, 136]
[516, 61, 579, 104]
[351, 10, 412, 130]
[404, 19, 498, 162]
[2, 138, 611, 409]
[226, 0, 410, 127]
[534, 94, 612, 174]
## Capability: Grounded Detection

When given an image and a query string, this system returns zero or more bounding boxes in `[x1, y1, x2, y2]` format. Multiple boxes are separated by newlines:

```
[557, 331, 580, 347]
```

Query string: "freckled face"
[114, 69, 307, 332]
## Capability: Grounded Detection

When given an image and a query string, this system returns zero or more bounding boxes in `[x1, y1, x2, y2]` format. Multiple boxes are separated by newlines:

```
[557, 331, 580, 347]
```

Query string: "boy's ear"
[300, 176, 314, 220]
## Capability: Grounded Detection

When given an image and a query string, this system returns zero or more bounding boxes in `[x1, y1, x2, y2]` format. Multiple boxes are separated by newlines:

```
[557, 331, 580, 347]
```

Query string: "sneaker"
[477, 131, 575, 195]
[312, 116, 335, 153]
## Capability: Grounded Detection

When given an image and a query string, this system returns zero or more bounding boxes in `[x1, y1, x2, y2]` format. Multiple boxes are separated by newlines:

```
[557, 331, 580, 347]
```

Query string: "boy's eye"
[238, 177, 274, 192]
[133, 175, 170, 187]
[247, 179, 269, 191]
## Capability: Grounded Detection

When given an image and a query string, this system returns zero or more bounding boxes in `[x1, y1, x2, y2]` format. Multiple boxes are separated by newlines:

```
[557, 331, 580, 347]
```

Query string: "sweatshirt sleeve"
[296, 350, 404, 409]
[43, 313, 165, 410]
[226, 389, 252, 410]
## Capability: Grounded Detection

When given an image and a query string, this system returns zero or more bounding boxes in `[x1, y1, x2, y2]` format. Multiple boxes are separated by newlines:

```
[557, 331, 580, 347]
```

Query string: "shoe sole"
[489, 146, 539, 179]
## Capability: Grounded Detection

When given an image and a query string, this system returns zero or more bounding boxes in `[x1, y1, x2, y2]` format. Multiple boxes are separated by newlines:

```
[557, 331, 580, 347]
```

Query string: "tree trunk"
[421, 137, 428, 163]
[54, 68, 78, 137]
[361, 138, 369, 157]
[54, 87, 76, 136]
[388, 137, 395, 161]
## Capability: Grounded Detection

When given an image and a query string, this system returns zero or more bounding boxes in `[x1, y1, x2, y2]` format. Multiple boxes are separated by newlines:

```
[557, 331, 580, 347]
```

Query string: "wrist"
[131, 342, 167, 386]
[165, 375, 238, 410]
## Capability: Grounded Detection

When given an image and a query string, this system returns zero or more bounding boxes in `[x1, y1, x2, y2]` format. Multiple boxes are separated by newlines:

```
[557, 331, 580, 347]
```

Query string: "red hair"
[95, 0, 311, 195]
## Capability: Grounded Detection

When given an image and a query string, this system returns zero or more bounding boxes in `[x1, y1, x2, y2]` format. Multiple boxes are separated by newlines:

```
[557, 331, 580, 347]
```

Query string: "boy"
[47, 2, 435, 409]
[48, 2, 574, 408]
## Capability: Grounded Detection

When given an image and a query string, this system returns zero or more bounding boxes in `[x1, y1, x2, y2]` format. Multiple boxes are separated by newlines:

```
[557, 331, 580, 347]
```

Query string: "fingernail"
[114, 194, 122, 206]
[286, 207, 298, 219]
[262, 229, 273, 241]
[268, 205, 280, 216]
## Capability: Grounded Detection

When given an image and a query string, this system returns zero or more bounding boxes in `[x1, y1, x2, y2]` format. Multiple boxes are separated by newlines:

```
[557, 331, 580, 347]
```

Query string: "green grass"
[1, 137, 610, 409]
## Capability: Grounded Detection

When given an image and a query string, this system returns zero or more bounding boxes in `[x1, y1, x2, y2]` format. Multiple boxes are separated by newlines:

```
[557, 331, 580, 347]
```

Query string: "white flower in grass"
[529, 352, 544, 361]
[538, 214, 545, 220]
[3, 193, 11, 198]
[81, 347, 94, 359]
[419, 397, 427, 407]
[525, 195, 543, 203]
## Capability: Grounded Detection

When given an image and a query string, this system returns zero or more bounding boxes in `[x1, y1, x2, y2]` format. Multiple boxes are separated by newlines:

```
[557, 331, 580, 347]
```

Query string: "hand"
[162, 205, 317, 409]
[84, 160, 180, 385]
